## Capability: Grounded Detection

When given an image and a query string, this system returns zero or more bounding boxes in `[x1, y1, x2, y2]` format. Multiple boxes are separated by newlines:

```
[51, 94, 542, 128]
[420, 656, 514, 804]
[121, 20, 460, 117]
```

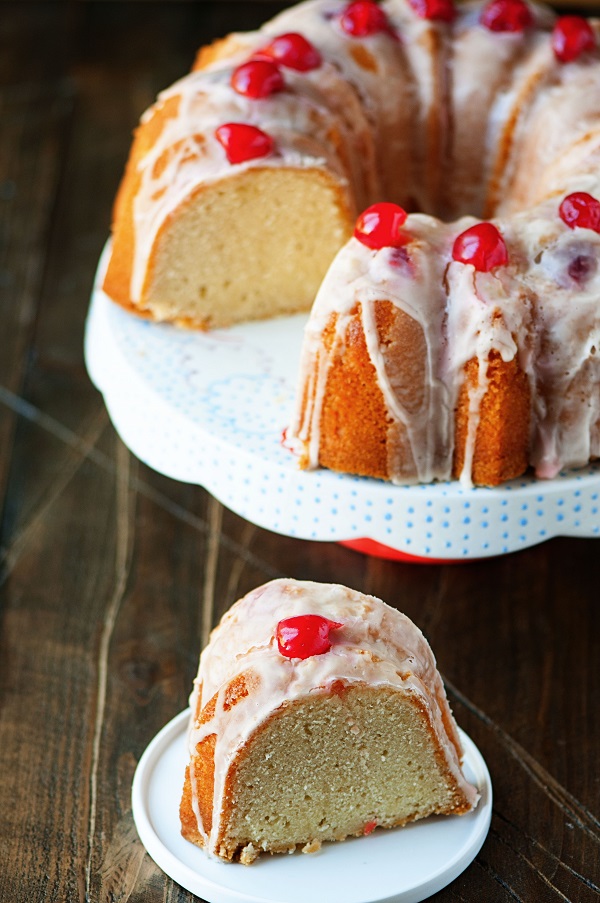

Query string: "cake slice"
[290, 208, 533, 487]
[180, 579, 479, 864]
[102, 67, 355, 330]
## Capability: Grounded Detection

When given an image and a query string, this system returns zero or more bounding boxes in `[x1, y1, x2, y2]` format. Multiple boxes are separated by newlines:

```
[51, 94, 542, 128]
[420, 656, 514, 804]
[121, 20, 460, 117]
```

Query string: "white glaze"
[292, 194, 600, 486]
[127, 0, 428, 304]
[294, 220, 454, 482]
[507, 204, 600, 477]
[448, 3, 555, 217]
[122, 0, 474, 304]
[186, 579, 479, 857]
[111, 0, 600, 485]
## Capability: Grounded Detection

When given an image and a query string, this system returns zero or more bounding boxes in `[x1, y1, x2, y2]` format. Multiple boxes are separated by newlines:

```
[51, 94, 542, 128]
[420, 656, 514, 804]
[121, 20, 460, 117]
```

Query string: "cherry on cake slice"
[180, 578, 479, 864]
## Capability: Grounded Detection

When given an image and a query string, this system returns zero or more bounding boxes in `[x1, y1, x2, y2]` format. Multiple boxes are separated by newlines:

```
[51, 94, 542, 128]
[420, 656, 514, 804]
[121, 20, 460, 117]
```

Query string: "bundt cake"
[290, 196, 600, 486]
[179, 578, 479, 864]
[102, 0, 600, 485]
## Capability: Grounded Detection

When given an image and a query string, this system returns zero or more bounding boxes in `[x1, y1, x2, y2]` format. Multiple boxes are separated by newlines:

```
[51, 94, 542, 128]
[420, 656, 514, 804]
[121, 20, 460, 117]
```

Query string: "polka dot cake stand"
[85, 245, 600, 562]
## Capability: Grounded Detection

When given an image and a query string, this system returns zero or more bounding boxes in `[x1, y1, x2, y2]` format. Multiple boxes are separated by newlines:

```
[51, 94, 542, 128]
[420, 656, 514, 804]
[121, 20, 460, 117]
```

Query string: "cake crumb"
[240, 843, 259, 866]
[302, 839, 322, 855]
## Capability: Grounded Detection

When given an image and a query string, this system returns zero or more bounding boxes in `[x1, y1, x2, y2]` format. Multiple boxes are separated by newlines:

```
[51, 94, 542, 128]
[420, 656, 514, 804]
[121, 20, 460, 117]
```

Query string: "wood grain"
[0, 2, 598, 902]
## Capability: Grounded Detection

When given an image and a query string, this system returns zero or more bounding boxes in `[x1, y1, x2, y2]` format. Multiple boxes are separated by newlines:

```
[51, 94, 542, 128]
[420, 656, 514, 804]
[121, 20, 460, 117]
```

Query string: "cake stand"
[85, 246, 600, 562]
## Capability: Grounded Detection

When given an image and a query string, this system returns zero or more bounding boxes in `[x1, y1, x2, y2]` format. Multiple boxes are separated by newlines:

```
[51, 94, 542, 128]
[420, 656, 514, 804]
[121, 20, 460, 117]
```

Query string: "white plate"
[132, 709, 492, 903]
[86, 245, 600, 560]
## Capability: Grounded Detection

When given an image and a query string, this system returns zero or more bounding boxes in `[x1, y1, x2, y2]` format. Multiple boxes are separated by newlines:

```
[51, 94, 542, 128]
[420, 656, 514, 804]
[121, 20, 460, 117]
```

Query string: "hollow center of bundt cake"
[222, 686, 463, 854]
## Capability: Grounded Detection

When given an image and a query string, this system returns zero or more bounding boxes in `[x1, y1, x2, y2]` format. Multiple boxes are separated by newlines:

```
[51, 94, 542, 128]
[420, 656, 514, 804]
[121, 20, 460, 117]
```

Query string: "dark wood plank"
[0, 81, 74, 526]
[0, 4, 283, 901]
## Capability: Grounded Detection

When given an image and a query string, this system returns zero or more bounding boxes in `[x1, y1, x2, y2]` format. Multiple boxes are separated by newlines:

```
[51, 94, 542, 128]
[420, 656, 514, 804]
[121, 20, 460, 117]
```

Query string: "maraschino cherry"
[568, 254, 596, 284]
[215, 123, 275, 164]
[409, 0, 456, 23]
[339, 0, 391, 37]
[559, 192, 600, 232]
[480, 0, 533, 33]
[354, 203, 409, 250]
[452, 223, 509, 271]
[276, 615, 343, 659]
[231, 59, 285, 99]
[259, 33, 322, 71]
[552, 17, 596, 64]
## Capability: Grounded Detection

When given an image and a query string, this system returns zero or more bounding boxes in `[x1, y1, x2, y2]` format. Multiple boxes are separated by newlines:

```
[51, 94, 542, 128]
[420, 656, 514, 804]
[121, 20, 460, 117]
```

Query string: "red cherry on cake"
[339, 0, 391, 37]
[559, 192, 600, 233]
[480, 0, 533, 33]
[568, 254, 597, 284]
[215, 123, 275, 164]
[354, 203, 409, 250]
[552, 17, 596, 64]
[276, 615, 343, 659]
[408, 0, 456, 24]
[452, 223, 509, 271]
[231, 59, 285, 99]
[259, 33, 322, 71]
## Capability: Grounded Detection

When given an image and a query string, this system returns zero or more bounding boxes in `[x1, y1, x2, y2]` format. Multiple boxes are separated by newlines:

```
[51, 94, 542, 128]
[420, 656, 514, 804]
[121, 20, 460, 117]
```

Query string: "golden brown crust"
[198, 693, 217, 726]
[317, 306, 391, 480]
[180, 765, 205, 847]
[452, 349, 530, 486]
[348, 44, 377, 72]
[188, 733, 218, 839]
[301, 301, 530, 487]
[405, 692, 474, 817]
[223, 672, 257, 711]
[313, 301, 428, 481]
[104, 16, 536, 485]
[181, 673, 258, 850]
[102, 94, 181, 314]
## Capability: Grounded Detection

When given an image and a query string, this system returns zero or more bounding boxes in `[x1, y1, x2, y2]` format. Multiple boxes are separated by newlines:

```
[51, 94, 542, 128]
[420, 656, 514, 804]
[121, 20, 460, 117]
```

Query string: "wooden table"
[1, 2, 598, 900]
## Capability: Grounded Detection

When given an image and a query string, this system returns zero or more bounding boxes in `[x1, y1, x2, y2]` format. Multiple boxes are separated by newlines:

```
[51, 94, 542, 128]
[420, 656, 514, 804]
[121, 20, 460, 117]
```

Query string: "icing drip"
[126, 0, 466, 303]
[294, 219, 455, 483]
[289, 5, 600, 486]
[510, 206, 600, 476]
[293, 195, 600, 484]
[186, 579, 479, 856]
[110, 0, 600, 484]
[444, 257, 527, 486]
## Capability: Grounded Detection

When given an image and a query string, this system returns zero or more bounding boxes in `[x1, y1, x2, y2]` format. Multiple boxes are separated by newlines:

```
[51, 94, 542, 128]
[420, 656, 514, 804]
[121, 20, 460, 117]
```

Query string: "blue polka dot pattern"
[87, 269, 600, 561]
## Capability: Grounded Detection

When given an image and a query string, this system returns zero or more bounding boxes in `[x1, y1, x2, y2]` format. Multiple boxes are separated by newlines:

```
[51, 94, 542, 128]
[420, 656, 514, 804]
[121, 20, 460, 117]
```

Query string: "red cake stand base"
[339, 538, 466, 564]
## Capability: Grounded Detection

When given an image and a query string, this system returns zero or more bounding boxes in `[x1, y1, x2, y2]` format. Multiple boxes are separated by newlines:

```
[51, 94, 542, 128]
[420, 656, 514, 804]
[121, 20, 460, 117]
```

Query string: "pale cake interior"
[219, 686, 467, 860]
[145, 167, 353, 329]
